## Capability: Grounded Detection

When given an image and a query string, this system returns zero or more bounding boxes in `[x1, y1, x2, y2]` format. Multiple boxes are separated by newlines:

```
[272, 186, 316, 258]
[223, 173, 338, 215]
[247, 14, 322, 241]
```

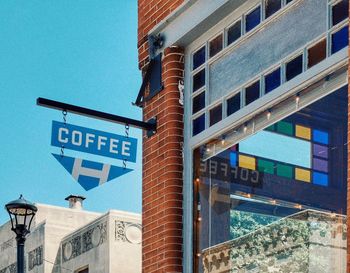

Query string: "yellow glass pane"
[295, 125, 311, 140]
[295, 168, 311, 182]
[239, 155, 256, 170]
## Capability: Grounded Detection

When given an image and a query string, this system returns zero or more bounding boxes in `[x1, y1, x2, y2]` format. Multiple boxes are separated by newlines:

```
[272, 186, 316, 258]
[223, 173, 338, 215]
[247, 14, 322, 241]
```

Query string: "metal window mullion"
[241, 87, 246, 108]
[261, 0, 265, 21]
[205, 46, 210, 129]
[222, 97, 227, 119]
[260, 74, 265, 97]
[303, 48, 308, 72]
[281, 62, 286, 84]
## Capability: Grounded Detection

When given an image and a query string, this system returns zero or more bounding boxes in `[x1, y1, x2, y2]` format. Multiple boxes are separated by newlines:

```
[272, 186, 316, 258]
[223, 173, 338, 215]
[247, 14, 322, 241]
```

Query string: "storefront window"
[193, 86, 348, 273]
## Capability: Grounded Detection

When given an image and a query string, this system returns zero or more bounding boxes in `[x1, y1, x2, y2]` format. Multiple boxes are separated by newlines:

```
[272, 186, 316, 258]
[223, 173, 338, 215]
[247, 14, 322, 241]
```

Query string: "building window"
[193, 114, 205, 136]
[331, 0, 349, 27]
[264, 68, 281, 93]
[245, 80, 260, 105]
[192, 46, 206, 70]
[193, 92, 206, 114]
[286, 54, 303, 81]
[227, 21, 241, 46]
[227, 92, 241, 116]
[307, 39, 326, 68]
[245, 6, 261, 32]
[265, 0, 282, 18]
[209, 34, 223, 58]
[189, 0, 349, 137]
[209, 104, 222, 126]
[331, 26, 348, 54]
[193, 69, 205, 92]
[194, 86, 348, 273]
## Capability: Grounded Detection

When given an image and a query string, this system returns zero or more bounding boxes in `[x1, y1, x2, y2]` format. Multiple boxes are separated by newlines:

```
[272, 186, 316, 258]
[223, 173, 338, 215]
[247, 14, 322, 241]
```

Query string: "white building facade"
[0, 198, 141, 273]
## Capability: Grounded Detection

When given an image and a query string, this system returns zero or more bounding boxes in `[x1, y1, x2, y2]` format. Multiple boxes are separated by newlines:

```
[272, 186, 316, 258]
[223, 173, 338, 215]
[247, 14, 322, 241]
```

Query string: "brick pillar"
[142, 47, 184, 273]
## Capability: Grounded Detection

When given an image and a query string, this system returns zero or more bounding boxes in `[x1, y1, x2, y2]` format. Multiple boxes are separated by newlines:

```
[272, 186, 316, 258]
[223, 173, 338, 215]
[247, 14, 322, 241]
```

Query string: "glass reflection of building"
[188, 1, 349, 272]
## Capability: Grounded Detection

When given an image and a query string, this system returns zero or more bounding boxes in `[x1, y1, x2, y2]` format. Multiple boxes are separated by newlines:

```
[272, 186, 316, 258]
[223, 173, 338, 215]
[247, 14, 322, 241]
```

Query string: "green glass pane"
[276, 164, 293, 178]
[276, 121, 293, 136]
[265, 124, 275, 131]
[258, 159, 274, 174]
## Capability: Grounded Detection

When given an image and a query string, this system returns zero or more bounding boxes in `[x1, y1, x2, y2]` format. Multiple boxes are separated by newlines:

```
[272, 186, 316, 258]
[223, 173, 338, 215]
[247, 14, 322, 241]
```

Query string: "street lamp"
[5, 195, 38, 273]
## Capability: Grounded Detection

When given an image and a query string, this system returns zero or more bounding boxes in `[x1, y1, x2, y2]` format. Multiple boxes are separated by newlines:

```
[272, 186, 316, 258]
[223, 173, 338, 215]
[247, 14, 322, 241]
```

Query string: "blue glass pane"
[313, 172, 329, 186]
[313, 129, 329, 144]
[246, 6, 261, 32]
[230, 152, 237, 167]
[331, 26, 348, 54]
[193, 46, 206, 70]
[286, 55, 303, 81]
[245, 81, 260, 105]
[193, 114, 205, 136]
[192, 92, 205, 114]
[227, 21, 241, 45]
[265, 68, 281, 93]
[227, 93, 241, 116]
[193, 69, 205, 92]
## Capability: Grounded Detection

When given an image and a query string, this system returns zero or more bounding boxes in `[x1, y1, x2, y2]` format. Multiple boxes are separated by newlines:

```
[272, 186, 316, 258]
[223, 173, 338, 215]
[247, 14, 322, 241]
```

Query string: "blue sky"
[0, 1, 142, 224]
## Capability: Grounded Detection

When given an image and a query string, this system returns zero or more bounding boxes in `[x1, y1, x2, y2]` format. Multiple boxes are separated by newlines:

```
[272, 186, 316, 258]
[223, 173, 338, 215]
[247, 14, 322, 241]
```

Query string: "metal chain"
[123, 124, 130, 169]
[61, 110, 68, 157]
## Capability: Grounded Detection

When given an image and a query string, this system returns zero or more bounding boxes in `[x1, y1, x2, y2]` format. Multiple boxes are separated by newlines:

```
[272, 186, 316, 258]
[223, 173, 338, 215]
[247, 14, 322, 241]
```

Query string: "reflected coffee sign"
[200, 157, 263, 188]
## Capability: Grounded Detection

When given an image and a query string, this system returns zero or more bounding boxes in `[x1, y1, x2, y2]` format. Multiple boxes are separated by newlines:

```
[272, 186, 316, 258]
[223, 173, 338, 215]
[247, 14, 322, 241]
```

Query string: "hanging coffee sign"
[37, 98, 155, 191]
[51, 121, 137, 191]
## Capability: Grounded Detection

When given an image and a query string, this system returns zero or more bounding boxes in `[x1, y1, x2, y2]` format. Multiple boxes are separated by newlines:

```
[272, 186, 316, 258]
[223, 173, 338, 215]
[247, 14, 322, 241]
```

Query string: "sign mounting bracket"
[37, 97, 157, 137]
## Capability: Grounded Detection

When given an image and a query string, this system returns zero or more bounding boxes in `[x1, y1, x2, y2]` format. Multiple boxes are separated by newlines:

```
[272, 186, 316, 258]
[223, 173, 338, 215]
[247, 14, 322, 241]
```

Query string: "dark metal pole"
[36, 97, 157, 134]
[16, 235, 25, 273]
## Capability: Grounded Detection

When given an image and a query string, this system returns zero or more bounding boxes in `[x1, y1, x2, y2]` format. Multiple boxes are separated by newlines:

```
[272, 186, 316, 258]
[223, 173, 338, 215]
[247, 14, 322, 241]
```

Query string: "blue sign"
[51, 121, 137, 162]
[52, 154, 133, 191]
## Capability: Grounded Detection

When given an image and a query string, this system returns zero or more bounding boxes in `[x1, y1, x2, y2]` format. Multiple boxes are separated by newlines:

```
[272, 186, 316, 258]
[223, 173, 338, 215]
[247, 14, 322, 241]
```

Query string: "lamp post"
[5, 195, 38, 273]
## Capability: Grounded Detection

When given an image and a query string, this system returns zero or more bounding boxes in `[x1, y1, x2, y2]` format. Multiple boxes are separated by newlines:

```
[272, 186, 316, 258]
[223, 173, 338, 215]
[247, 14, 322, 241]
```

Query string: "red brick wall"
[138, 1, 185, 272]
[138, 0, 184, 69]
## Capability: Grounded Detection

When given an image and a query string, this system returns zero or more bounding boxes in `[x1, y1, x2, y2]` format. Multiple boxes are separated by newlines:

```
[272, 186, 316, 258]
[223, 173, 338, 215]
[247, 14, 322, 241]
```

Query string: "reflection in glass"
[193, 85, 348, 272]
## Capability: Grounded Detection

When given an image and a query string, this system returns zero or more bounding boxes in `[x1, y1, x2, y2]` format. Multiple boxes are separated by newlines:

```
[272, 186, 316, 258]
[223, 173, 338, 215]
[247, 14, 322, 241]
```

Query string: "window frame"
[184, 1, 349, 272]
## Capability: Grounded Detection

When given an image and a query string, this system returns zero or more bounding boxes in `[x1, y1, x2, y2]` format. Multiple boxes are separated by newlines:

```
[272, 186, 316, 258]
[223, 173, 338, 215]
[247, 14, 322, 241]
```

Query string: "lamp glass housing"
[5, 195, 37, 236]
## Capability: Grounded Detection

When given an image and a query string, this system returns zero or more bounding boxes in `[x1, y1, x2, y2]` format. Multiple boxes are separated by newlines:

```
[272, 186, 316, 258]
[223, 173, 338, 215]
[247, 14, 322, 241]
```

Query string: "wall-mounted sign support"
[133, 52, 163, 107]
[37, 97, 157, 137]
